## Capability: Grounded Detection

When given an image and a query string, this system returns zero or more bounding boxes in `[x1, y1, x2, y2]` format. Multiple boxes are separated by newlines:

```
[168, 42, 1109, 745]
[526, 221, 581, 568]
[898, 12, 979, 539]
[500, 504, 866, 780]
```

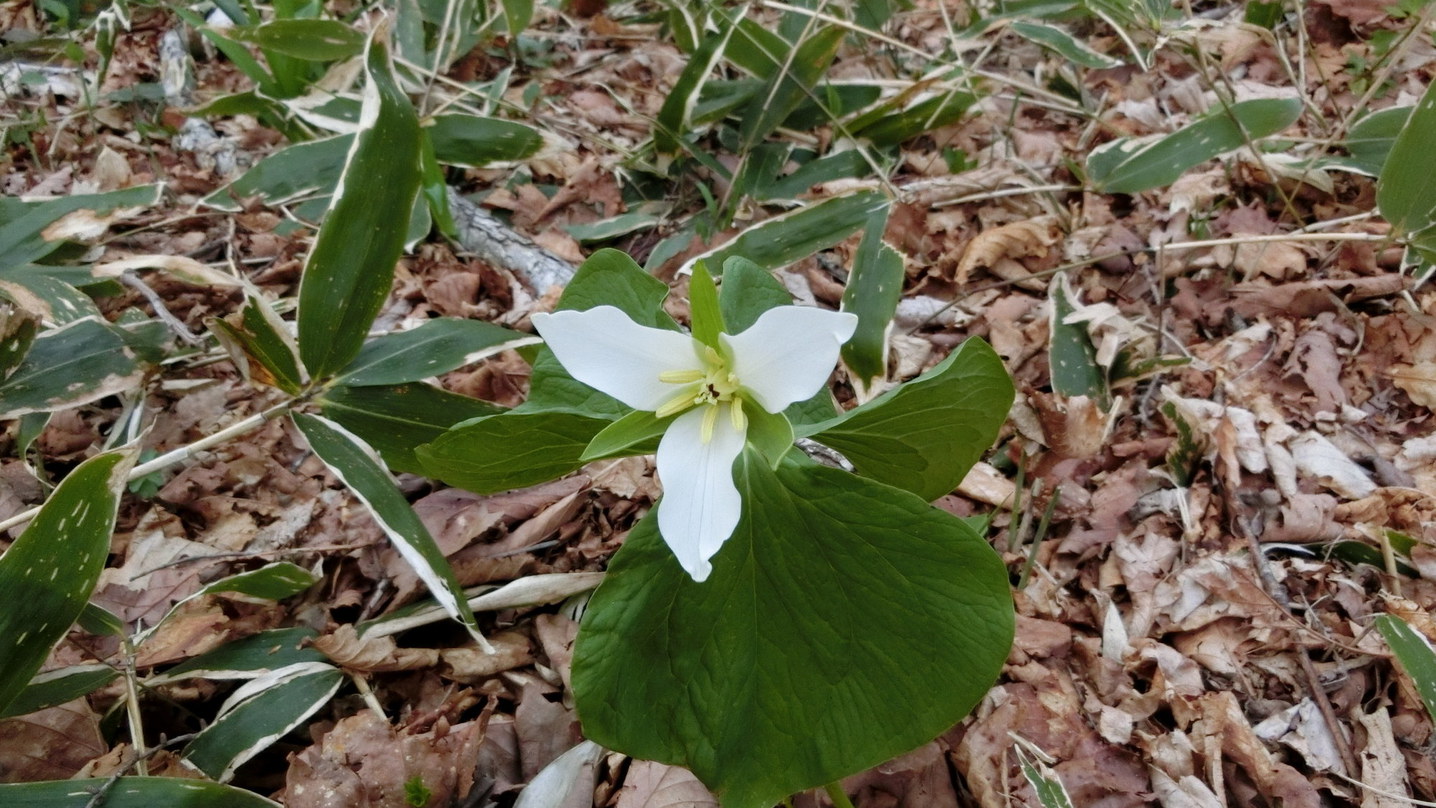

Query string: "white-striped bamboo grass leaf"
[0, 184, 163, 266]
[1015, 741, 1077, 808]
[656, 17, 745, 155]
[678, 190, 890, 277]
[292, 413, 485, 644]
[181, 661, 343, 782]
[334, 318, 537, 387]
[572, 454, 1014, 808]
[1008, 20, 1123, 68]
[360, 572, 605, 638]
[77, 603, 126, 638]
[317, 382, 501, 474]
[737, 25, 845, 152]
[723, 17, 790, 79]
[0, 274, 105, 324]
[1048, 273, 1108, 405]
[425, 113, 549, 167]
[807, 337, 1013, 501]
[150, 627, 324, 686]
[840, 206, 901, 388]
[0, 302, 38, 381]
[1338, 105, 1411, 177]
[201, 135, 351, 212]
[296, 32, 423, 379]
[0, 449, 134, 716]
[225, 19, 366, 61]
[849, 85, 980, 149]
[0, 318, 144, 419]
[208, 294, 306, 394]
[500, 0, 534, 36]
[1378, 81, 1436, 235]
[564, 210, 666, 244]
[1087, 97, 1303, 194]
[0, 777, 281, 807]
[0, 664, 118, 720]
[134, 563, 319, 646]
[417, 410, 610, 493]
[1375, 614, 1436, 724]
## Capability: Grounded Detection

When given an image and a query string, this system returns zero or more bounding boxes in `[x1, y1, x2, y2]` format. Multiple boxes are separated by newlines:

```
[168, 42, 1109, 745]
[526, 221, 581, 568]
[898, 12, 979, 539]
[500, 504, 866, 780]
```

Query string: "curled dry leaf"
[954, 216, 1059, 287]
[312, 624, 440, 673]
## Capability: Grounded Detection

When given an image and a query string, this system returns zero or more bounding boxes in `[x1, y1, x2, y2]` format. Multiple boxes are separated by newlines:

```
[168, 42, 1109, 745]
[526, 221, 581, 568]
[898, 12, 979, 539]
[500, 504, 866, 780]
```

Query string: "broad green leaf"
[208, 295, 306, 394]
[808, 337, 1013, 501]
[1379, 80, 1436, 235]
[680, 191, 890, 277]
[426, 113, 547, 167]
[336, 318, 535, 387]
[518, 249, 678, 418]
[0, 664, 118, 720]
[656, 22, 742, 154]
[718, 257, 839, 426]
[737, 25, 845, 152]
[0, 184, 163, 266]
[718, 256, 792, 331]
[1009, 20, 1122, 68]
[841, 206, 901, 387]
[552, 248, 676, 327]
[182, 662, 344, 781]
[0, 318, 143, 420]
[296, 33, 423, 379]
[227, 20, 366, 60]
[581, 409, 669, 461]
[418, 411, 609, 493]
[0, 777, 281, 808]
[0, 302, 39, 381]
[202, 136, 351, 212]
[0, 450, 133, 716]
[1048, 273, 1108, 404]
[573, 453, 1014, 808]
[152, 627, 325, 685]
[294, 413, 483, 638]
[1375, 614, 1436, 724]
[1087, 97, 1303, 193]
[318, 382, 501, 474]
[1340, 106, 1411, 177]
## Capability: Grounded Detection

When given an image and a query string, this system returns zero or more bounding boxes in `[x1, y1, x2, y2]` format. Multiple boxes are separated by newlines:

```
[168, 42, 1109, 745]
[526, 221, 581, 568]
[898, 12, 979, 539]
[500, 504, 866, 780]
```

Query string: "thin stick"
[824, 782, 857, 808]
[0, 400, 293, 534]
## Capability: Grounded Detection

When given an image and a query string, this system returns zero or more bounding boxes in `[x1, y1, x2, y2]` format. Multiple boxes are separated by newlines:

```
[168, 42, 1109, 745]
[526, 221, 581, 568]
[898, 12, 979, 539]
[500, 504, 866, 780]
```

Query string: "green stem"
[824, 782, 856, 808]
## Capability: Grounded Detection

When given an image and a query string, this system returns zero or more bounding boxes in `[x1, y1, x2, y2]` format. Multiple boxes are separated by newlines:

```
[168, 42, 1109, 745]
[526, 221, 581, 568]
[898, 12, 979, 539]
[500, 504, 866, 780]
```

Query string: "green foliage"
[573, 453, 1014, 808]
[1375, 615, 1436, 724]
[0, 450, 132, 716]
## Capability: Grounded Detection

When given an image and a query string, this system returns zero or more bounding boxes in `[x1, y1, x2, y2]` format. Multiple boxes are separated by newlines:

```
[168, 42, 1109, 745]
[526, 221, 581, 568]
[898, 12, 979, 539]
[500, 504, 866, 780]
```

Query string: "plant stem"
[0, 400, 293, 534]
[824, 782, 856, 808]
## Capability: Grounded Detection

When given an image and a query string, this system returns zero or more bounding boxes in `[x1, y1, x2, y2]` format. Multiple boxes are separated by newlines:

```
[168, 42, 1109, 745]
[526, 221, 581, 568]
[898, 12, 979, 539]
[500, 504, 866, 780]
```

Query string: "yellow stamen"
[659, 369, 706, 383]
[656, 390, 698, 419]
[701, 404, 718, 443]
[730, 399, 746, 433]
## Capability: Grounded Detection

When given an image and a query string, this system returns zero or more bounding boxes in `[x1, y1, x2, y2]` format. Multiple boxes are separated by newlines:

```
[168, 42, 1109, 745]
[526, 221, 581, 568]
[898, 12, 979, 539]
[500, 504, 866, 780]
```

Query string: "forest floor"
[3, 0, 1436, 806]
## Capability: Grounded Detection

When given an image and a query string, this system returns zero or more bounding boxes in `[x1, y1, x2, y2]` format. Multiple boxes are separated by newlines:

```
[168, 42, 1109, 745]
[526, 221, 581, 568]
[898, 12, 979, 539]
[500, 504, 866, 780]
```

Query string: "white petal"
[655, 405, 747, 582]
[722, 307, 858, 413]
[532, 306, 702, 411]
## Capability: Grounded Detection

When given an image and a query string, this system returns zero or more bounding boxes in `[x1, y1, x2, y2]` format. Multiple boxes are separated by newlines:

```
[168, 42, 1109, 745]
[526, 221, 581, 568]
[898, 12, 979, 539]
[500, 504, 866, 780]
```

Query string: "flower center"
[654, 345, 748, 442]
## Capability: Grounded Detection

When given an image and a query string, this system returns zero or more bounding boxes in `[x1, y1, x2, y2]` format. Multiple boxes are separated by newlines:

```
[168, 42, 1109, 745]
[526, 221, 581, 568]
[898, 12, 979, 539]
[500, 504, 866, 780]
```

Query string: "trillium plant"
[418, 250, 1017, 808]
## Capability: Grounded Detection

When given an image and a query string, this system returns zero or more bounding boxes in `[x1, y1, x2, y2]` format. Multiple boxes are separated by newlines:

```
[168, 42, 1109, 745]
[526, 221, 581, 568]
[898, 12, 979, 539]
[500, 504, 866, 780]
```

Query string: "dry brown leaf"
[615, 760, 719, 808]
[440, 631, 534, 682]
[0, 699, 106, 782]
[312, 625, 440, 673]
[953, 216, 1059, 286]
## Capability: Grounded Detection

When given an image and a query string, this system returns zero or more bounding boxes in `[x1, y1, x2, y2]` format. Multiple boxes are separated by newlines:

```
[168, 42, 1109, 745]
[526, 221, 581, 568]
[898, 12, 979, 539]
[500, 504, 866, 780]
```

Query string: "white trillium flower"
[531, 304, 858, 582]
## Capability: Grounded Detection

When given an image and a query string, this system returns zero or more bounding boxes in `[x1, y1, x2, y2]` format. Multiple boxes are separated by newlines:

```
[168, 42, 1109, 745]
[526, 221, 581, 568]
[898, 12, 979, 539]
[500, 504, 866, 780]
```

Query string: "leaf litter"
[3, 1, 1436, 806]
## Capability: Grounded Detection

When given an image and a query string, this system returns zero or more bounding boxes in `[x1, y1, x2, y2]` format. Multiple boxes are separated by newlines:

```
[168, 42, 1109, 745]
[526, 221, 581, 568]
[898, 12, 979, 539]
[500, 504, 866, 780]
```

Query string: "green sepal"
[744, 404, 793, 468]
[688, 260, 724, 350]
[581, 409, 671, 461]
